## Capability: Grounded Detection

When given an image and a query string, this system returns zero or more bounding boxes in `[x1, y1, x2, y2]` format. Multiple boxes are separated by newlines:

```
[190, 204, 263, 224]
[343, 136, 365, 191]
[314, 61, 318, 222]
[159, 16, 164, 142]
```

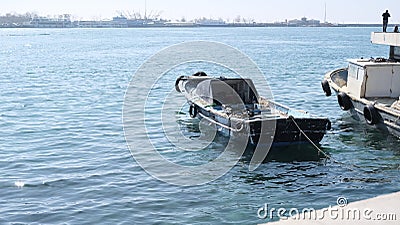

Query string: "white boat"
[177, 72, 331, 146]
[322, 32, 400, 138]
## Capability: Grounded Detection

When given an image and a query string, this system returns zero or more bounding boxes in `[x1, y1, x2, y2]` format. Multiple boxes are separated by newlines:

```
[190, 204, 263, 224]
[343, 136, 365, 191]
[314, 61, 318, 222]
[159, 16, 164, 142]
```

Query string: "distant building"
[195, 18, 226, 27]
[288, 17, 320, 26]
[164, 21, 195, 27]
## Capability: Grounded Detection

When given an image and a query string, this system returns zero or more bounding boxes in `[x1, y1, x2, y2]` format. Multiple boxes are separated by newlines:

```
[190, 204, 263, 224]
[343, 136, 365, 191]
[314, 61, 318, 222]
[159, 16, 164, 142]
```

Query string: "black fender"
[175, 75, 184, 92]
[337, 92, 352, 111]
[321, 80, 332, 96]
[189, 104, 198, 118]
[363, 104, 380, 125]
[326, 120, 332, 130]
[193, 71, 207, 76]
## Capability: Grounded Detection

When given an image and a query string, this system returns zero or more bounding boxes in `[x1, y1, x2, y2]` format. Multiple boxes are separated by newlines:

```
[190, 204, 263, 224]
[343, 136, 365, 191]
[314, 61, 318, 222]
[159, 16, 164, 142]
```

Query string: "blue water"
[0, 27, 399, 224]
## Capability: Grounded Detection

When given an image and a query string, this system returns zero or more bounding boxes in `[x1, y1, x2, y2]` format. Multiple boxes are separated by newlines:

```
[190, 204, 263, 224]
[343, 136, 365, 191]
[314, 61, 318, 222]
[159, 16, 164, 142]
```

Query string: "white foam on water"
[14, 181, 25, 188]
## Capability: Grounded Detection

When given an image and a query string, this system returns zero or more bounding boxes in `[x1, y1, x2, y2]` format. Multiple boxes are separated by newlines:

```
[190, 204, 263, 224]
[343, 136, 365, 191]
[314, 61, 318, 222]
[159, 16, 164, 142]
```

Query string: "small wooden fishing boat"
[176, 72, 331, 146]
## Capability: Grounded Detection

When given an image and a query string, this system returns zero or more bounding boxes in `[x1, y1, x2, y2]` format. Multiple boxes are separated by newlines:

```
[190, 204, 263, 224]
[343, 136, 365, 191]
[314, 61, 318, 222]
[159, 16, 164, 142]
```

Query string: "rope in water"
[288, 115, 360, 171]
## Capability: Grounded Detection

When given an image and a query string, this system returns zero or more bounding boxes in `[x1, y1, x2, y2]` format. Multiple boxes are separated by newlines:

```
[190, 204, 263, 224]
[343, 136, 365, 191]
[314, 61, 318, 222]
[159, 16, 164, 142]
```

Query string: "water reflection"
[177, 113, 327, 163]
[335, 116, 400, 152]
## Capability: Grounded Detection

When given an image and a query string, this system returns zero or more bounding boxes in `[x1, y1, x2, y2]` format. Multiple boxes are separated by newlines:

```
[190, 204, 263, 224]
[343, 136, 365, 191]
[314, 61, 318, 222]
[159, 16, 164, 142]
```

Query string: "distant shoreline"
[0, 23, 386, 29]
[0, 14, 388, 29]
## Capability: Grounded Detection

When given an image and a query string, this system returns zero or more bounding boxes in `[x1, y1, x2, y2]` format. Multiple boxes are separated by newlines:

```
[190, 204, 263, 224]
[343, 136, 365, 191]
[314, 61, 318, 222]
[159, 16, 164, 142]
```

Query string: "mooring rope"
[288, 115, 361, 171]
[198, 112, 244, 132]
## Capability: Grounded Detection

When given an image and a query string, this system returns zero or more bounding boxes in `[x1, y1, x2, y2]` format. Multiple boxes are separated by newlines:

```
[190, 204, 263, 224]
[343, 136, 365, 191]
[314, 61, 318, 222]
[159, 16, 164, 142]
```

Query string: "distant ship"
[29, 15, 72, 28]
[195, 18, 227, 27]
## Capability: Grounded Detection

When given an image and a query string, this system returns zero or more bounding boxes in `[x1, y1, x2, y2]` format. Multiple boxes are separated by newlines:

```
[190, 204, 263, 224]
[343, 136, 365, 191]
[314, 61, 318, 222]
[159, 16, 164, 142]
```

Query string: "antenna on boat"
[144, 0, 147, 20]
[324, 2, 327, 23]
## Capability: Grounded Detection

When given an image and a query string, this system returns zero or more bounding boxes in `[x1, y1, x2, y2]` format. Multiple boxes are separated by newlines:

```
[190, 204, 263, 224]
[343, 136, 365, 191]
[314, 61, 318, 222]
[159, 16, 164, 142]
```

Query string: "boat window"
[348, 64, 357, 78]
[357, 68, 364, 80]
[393, 46, 400, 61]
[349, 64, 362, 80]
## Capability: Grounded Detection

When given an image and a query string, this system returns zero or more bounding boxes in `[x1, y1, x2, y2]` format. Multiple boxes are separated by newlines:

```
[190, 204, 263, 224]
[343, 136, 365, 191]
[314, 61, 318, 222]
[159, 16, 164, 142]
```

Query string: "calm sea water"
[0, 27, 399, 224]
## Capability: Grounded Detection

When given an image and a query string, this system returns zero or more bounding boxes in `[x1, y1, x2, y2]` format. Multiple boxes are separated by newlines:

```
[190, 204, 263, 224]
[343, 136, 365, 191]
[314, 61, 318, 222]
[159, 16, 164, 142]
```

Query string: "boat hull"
[324, 68, 400, 138]
[195, 104, 330, 146]
[332, 89, 400, 137]
[248, 118, 329, 146]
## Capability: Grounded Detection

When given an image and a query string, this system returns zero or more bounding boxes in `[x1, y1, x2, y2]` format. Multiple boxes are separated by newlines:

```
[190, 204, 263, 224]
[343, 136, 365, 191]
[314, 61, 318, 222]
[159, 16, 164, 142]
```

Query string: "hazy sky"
[1, 0, 399, 24]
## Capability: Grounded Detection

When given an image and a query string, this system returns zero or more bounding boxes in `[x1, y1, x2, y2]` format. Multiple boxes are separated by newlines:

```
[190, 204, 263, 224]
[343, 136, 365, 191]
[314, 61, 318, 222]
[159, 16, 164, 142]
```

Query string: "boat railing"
[327, 67, 348, 88]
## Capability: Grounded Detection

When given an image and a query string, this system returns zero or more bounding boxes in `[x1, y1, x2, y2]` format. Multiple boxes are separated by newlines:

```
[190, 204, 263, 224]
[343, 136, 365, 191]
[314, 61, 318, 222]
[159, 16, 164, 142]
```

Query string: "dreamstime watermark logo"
[258, 196, 398, 221]
[122, 41, 274, 186]
[336, 196, 348, 207]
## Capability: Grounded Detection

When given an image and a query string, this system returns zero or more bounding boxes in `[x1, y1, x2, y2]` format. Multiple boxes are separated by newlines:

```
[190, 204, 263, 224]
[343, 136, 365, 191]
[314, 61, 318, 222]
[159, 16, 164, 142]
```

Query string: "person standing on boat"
[382, 10, 391, 32]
